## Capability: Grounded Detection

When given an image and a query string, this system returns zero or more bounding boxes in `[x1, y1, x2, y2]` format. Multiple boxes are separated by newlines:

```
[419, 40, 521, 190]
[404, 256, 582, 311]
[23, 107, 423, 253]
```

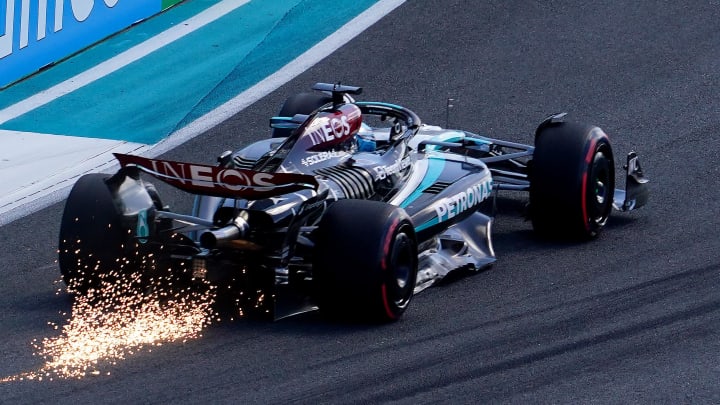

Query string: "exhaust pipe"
[200, 216, 249, 249]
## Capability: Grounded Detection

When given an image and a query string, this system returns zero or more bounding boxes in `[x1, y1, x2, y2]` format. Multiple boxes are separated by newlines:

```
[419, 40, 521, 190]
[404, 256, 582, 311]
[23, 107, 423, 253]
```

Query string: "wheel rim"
[387, 230, 416, 308]
[587, 147, 613, 228]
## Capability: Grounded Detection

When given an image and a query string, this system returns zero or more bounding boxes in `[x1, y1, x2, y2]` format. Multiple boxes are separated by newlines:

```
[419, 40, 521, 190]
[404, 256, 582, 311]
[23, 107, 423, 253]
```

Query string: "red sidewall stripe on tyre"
[381, 216, 400, 320]
[580, 135, 598, 233]
[581, 128, 610, 233]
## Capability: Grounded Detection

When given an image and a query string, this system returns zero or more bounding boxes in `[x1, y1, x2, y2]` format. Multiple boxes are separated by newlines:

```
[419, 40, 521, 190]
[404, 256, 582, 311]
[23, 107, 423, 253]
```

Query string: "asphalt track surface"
[2, 0, 720, 403]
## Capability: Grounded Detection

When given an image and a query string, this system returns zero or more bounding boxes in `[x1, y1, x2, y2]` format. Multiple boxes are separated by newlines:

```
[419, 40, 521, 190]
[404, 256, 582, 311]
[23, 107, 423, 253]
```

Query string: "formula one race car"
[58, 83, 649, 322]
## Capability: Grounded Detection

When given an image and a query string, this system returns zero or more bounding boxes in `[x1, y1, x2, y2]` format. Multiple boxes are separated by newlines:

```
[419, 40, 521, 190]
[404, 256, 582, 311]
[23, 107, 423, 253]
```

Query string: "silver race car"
[58, 83, 649, 322]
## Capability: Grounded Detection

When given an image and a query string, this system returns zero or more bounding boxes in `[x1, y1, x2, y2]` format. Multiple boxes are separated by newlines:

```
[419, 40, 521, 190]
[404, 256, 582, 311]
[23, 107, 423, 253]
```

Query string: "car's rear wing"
[114, 153, 318, 200]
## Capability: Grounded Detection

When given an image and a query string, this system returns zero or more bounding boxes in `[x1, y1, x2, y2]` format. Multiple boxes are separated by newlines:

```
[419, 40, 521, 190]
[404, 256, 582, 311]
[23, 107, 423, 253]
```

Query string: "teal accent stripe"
[425, 132, 464, 151]
[400, 156, 445, 209]
[357, 101, 405, 110]
[270, 116, 301, 129]
[415, 216, 439, 232]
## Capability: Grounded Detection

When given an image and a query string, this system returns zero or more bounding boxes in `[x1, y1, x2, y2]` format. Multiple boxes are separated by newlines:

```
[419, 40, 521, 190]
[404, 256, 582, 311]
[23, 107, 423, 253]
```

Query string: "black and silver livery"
[57, 83, 649, 322]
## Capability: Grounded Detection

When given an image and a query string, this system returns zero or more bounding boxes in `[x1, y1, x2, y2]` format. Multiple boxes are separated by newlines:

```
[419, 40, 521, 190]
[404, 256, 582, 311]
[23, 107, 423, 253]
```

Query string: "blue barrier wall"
[0, 0, 178, 88]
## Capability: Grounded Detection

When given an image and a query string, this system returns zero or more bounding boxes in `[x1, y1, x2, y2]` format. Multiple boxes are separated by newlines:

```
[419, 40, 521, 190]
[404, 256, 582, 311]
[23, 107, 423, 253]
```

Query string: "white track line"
[0, 0, 250, 124]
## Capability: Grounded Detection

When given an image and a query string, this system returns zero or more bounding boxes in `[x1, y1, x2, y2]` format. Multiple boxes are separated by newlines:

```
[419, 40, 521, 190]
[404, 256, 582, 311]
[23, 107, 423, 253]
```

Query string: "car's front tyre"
[530, 120, 615, 239]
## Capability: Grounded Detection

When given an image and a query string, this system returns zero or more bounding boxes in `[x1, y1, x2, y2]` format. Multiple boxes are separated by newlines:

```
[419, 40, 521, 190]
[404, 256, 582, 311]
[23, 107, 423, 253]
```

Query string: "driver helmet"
[356, 123, 376, 152]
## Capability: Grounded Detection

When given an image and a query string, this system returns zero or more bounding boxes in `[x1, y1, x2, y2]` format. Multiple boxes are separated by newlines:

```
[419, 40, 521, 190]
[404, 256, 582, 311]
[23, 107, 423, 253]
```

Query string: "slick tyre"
[271, 92, 332, 138]
[530, 121, 615, 239]
[58, 173, 135, 294]
[313, 200, 418, 322]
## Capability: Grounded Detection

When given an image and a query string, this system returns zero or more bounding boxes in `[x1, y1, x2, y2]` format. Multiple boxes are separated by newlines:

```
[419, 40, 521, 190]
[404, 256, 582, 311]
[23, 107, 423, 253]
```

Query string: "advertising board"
[0, 0, 182, 88]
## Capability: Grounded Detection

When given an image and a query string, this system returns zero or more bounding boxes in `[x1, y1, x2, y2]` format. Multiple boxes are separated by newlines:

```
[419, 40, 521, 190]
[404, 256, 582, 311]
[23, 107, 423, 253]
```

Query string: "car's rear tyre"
[58, 173, 136, 294]
[530, 121, 615, 239]
[272, 92, 332, 138]
[313, 199, 418, 322]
